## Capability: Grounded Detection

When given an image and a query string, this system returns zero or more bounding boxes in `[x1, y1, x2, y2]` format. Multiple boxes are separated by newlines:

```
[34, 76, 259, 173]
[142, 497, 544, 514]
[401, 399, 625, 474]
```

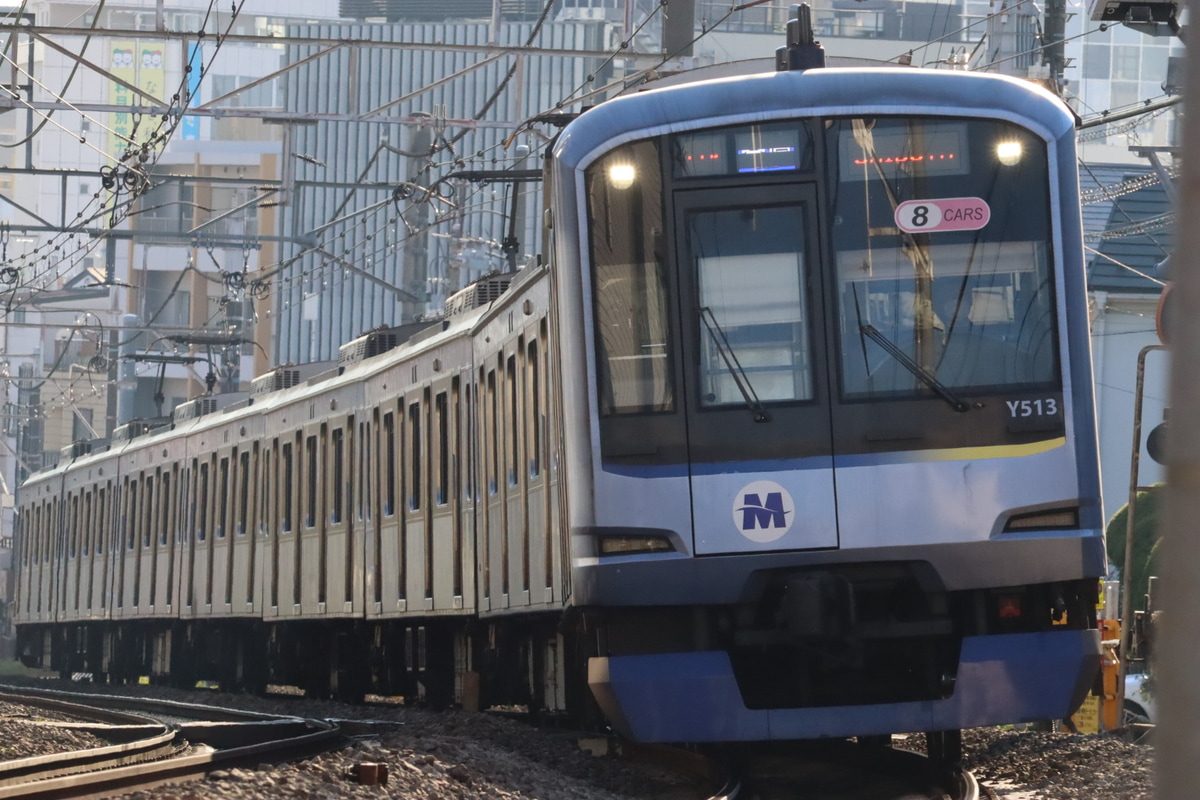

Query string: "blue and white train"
[14, 34, 1103, 759]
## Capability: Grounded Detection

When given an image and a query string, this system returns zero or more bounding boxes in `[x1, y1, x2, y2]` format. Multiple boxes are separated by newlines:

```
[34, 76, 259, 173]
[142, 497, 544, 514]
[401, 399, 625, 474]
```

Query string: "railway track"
[0, 685, 341, 800]
[0, 683, 988, 800]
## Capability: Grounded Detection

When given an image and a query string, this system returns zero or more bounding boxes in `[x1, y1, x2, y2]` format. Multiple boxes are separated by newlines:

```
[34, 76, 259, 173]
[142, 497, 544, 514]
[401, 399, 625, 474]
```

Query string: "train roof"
[553, 67, 1076, 171]
[19, 263, 552, 487]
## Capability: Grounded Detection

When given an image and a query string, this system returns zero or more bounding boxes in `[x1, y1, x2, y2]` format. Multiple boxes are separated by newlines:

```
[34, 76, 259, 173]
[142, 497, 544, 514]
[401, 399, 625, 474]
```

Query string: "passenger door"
[673, 185, 838, 555]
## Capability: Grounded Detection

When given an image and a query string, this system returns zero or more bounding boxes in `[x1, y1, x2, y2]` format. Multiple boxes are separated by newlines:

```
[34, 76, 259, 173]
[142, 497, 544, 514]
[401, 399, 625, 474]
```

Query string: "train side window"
[408, 401, 421, 511]
[586, 138, 673, 416]
[331, 428, 344, 524]
[281, 442, 293, 532]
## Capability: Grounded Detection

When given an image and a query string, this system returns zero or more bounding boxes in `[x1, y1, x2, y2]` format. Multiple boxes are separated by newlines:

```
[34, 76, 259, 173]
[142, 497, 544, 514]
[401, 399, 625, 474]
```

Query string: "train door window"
[167, 467, 178, 606]
[25, 506, 34, 566]
[68, 494, 79, 558]
[320, 428, 330, 601]
[507, 353, 519, 486]
[82, 492, 92, 556]
[248, 444, 259, 604]
[126, 479, 137, 550]
[305, 435, 318, 528]
[452, 377, 463, 598]
[259, 445, 272, 536]
[688, 205, 815, 407]
[197, 462, 209, 541]
[270, 443, 281, 607]
[217, 457, 230, 539]
[383, 411, 396, 516]
[371, 413, 383, 605]
[487, 370, 498, 496]
[52, 498, 61, 562]
[408, 401, 422, 511]
[293, 434, 304, 605]
[160, 472, 171, 545]
[237, 450, 250, 535]
[97, 486, 107, 558]
[281, 441, 293, 533]
[586, 139, 673, 415]
[39, 501, 46, 566]
[207, 456, 217, 605]
[35, 504, 44, 565]
[358, 419, 369, 522]
[143, 475, 154, 548]
[464, 381, 475, 501]
[435, 392, 448, 506]
[423, 388, 433, 600]
[527, 338, 541, 479]
[344, 420, 355, 604]
[331, 428, 344, 524]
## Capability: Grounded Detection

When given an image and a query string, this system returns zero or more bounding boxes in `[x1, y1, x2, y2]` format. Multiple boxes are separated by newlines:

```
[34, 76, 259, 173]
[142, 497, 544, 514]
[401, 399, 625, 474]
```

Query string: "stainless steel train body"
[16, 266, 569, 706]
[14, 65, 1103, 746]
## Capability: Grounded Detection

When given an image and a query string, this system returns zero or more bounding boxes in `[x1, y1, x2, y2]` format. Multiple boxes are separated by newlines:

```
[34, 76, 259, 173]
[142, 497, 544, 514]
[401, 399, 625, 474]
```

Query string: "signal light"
[1147, 419, 1169, 465]
[998, 594, 1022, 619]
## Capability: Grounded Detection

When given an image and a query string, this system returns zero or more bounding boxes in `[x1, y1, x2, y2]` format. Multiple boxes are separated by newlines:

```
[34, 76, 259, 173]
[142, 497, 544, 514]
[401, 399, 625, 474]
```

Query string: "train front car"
[549, 67, 1104, 745]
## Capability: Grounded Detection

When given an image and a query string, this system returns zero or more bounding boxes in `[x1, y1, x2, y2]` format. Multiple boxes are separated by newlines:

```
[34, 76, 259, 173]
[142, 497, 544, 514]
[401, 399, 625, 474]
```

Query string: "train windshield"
[586, 140, 673, 417]
[829, 117, 1059, 401]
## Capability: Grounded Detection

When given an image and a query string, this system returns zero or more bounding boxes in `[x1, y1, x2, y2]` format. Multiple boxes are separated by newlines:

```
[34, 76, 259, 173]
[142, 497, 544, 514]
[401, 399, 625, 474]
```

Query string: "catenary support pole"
[1155, 2, 1200, 795]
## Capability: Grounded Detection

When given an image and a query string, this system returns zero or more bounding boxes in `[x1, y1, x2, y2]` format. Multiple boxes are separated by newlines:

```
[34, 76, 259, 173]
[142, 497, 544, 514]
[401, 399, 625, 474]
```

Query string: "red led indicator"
[853, 153, 956, 166]
[685, 153, 721, 161]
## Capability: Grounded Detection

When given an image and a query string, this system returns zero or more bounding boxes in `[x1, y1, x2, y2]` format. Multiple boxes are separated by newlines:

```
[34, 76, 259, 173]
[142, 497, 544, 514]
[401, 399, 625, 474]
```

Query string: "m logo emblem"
[732, 480, 794, 542]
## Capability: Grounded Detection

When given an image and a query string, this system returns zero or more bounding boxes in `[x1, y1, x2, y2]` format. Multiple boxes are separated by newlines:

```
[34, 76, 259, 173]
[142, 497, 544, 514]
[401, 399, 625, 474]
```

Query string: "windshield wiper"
[859, 324, 971, 412]
[700, 307, 770, 423]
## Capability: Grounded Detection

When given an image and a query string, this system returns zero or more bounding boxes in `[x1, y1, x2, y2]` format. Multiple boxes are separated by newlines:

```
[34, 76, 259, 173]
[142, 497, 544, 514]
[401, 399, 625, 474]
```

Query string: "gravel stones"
[0, 680, 1155, 800]
[0, 699, 113, 760]
[960, 728, 1152, 800]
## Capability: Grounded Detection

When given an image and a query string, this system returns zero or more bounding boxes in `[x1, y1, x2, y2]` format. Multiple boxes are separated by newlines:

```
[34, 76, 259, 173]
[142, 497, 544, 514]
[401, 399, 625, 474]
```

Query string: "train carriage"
[14, 26, 1102, 759]
[550, 64, 1103, 745]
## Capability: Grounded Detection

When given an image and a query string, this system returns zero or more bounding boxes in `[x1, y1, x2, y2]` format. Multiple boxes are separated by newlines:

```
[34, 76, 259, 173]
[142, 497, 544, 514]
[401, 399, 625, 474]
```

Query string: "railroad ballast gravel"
[0, 699, 114, 759]
[0, 679, 1153, 799]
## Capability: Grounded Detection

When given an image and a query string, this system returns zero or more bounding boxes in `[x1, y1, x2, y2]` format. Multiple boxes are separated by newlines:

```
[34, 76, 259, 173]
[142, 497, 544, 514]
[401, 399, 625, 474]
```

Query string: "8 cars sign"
[895, 197, 990, 233]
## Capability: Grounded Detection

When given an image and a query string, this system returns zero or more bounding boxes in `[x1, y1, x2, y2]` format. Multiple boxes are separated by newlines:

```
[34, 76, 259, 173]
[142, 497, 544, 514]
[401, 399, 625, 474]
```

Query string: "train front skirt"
[588, 629, 1101, 741]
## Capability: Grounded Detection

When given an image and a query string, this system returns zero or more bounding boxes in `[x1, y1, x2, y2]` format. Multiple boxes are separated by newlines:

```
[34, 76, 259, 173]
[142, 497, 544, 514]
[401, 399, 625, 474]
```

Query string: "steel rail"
[0, 690, 179, 791]
[0, 687, 341, 800]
